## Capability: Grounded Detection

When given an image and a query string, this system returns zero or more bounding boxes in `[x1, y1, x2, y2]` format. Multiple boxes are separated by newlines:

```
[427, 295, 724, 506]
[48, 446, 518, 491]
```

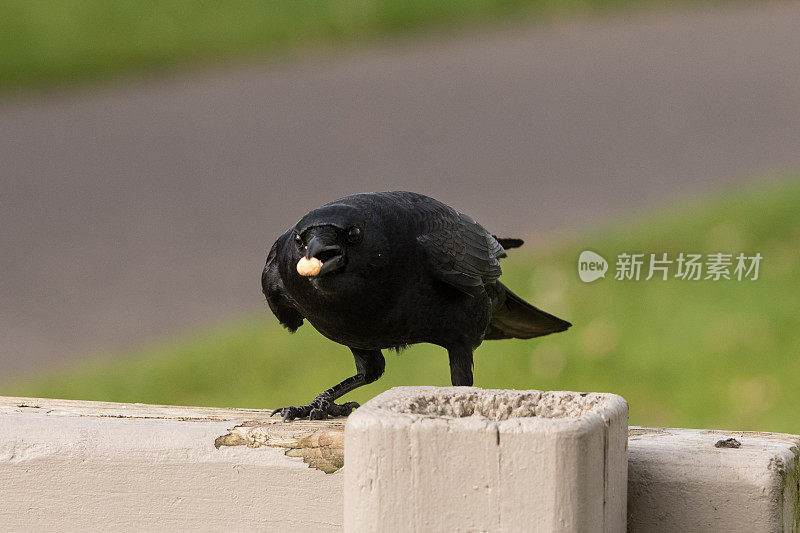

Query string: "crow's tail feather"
[485, 282, 571, 340]
[493, 237, 524, 250]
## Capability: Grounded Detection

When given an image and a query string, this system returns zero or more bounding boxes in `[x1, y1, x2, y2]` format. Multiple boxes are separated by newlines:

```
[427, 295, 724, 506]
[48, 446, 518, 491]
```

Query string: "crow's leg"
[447, 346, 474, 386]
[272, 348, 385, 421]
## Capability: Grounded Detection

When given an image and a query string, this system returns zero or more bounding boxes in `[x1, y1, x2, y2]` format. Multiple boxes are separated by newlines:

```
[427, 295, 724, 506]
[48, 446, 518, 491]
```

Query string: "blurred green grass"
[2, 0, 708, 91]
[4, 176, 799, 433]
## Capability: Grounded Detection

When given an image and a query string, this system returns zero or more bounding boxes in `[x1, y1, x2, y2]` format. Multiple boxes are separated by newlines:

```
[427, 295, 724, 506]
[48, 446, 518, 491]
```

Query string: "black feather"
[494, 237, 524, 250]
[484, 282, 571, 340]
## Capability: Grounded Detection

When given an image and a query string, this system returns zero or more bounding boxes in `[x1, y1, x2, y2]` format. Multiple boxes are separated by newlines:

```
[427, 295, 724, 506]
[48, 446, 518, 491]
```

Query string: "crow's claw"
[328, 401, 360, 417]
[309, 407, 327, 420]
[272, 395, 360, 422]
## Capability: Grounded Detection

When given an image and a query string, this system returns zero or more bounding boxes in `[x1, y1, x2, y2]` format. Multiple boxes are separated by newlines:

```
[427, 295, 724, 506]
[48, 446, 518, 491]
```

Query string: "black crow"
[262, 191, 570, 421]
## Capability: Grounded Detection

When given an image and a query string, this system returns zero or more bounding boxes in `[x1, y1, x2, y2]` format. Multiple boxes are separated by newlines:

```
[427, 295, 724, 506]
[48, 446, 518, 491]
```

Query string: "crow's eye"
[347, 226, 362, 244]
[294, 234, 303, 248]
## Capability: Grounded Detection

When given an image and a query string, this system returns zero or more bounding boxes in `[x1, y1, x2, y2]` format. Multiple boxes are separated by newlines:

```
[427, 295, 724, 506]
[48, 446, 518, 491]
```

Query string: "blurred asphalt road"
[2, 2, 800, 375]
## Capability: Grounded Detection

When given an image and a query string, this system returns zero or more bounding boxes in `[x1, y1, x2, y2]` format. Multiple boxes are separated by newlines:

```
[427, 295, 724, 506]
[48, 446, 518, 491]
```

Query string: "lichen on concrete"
[791, 447, 800, 531]
[214, 419, 345, 474]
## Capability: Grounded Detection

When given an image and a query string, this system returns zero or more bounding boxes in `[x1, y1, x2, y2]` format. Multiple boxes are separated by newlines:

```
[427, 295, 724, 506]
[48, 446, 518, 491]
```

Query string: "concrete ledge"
[628, 427, 800, 532]
[0, 396, 344, 532]
[344, 387, 629, 532]
[1, 394, 798, 531]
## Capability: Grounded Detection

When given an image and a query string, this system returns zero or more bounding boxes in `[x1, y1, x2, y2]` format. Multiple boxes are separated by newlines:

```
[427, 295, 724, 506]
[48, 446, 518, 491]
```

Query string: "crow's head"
[289, 202, 386, 282]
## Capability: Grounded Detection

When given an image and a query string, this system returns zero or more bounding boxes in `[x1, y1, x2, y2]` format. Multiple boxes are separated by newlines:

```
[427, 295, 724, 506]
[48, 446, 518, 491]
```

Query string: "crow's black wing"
[262, 231, 304, 332]
[417, 209, 506, 296]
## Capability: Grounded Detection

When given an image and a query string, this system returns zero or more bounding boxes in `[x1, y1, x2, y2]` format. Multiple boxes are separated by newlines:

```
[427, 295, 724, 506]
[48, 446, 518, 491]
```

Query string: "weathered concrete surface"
[4, 2, 800, 374]
[0, 394, 277, 421]
[0, 396, 344, 532]
[344, 387, 629, 532]
[3, 394, 799, 532]
[628, 427, 800, 532]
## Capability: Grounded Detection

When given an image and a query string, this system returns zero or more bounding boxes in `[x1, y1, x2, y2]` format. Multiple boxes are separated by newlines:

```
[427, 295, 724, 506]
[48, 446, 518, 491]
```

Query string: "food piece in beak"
[299, 234, 346, 277]
[297, 257, 323, 276]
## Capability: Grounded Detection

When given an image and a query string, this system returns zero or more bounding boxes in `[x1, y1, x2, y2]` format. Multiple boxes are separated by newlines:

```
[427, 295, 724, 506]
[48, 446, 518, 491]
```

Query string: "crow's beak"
[305, 235, 341, 261]
[305, 236, 345, 276]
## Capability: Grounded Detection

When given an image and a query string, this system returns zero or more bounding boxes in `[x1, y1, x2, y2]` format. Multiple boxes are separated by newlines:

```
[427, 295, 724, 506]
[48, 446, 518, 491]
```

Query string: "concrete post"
[344, 387, 628, 533]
